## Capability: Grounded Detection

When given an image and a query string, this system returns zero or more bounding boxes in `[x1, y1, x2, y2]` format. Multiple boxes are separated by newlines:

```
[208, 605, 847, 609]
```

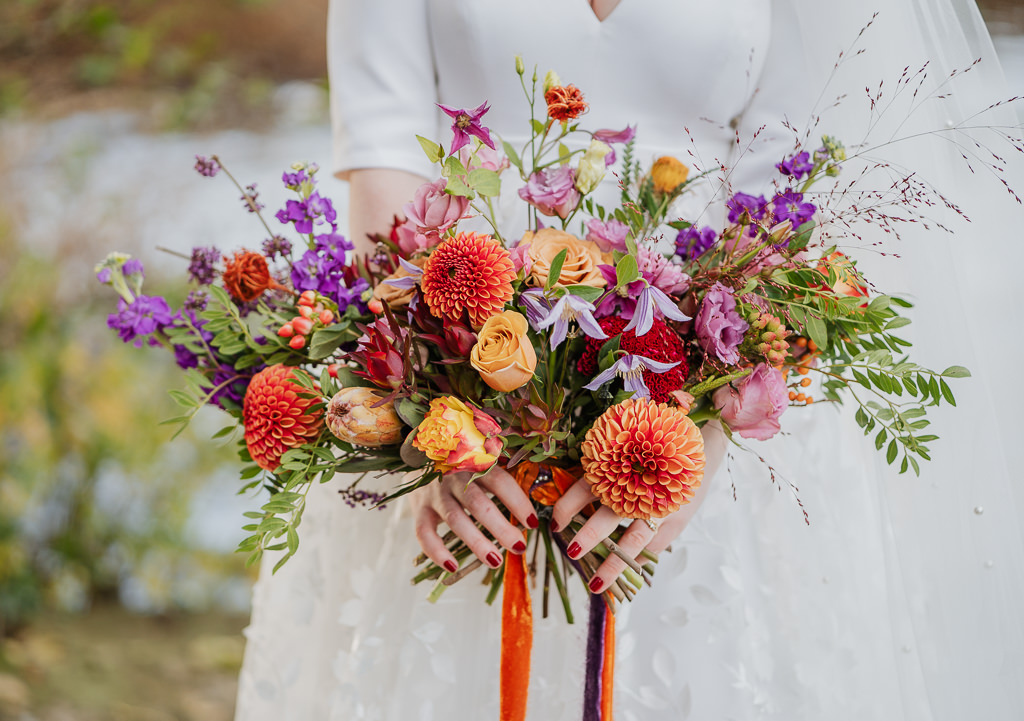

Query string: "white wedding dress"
[235, 2, 1024, 719]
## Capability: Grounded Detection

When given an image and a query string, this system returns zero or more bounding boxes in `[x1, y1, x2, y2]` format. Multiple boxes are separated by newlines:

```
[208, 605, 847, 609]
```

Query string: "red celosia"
[421, 231, 515, 327]
[544, 85, 588, 122]
[243, 365, 324, 471]
[578, 316, 689, 403]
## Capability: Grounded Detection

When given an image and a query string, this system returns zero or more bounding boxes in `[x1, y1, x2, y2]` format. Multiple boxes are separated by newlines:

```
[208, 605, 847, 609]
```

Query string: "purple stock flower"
[241, 183, 264, 214]
[518, 166, 580, 218]
[675, 225, 718, 260]
[183, 290, 208, 313]
[727, 193, 768, 224]
[584, 354, 680, 400]
[291, 232, 367, 311]
[107, 295, 174, 347]
[282, 169, 309, 190]
[771, 190, 817, 227]
[776, 151, 815, 180]
[262, 235, 292, 261]
[188, 246, 220, 285]
[194, 155, 220, 178]
[695, 282, 749, 365]
[96, 267, 112, 284]
[438, 101, 496, 154]
[275, 192, 337, 234]
[122, 259, 144, 277]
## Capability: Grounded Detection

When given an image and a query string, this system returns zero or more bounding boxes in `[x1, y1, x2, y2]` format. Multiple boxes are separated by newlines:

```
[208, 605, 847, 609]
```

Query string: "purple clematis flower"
[584, 353, 680, 400]
[438, 101, 496, 154]
[593, 125, 636, 165]
[622, 284, 690, 337]
[535, 292, 607, 351]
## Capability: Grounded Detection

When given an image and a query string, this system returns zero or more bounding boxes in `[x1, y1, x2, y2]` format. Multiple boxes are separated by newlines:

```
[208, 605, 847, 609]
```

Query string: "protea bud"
[326, 387, 403, 447]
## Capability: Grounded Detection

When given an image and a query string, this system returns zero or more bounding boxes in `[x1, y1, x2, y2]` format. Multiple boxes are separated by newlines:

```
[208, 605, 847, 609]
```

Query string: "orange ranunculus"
[649, 156, 690, 195]
[413, 396, 503, 473]
[521, 228, 607, 289]
[470, 311, 538, 392]
[222, 251, 285, 303]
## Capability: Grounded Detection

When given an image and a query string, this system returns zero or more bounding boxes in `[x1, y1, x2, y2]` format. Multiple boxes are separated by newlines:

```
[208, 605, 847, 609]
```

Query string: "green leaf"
[545, 248, 568, 290]
[444, 173, 474, 198]
[396, 397, 427, 428]
[502, 140, 522, 172]
[875, 428, 887, 451]
[885, 439, 899, 465]
[805, 315, 827, 351]
[565, 285, 603, 303]
[309, 324, 356, 360]
[900, 457, 909, 474]
[941, 365, 971, 378]
[885, 316, 912, 330]
[416, 135, 444, 163]
[939, 379, 956, 406]
[615, 254, 639, 287]
[468, 168, 501, 197]
[531, 118, 546, 135]
[168, 389, 195, 408]
[909, 456, 921, 476]
[443, 155, 467, 178]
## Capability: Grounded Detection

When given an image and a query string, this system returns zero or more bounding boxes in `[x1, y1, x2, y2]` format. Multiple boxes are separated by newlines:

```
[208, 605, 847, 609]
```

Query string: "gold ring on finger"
[644, 518, 659, 533]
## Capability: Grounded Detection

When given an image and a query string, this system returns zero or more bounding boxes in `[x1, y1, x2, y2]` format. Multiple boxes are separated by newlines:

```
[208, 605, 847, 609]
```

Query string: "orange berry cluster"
[277, 290, 335, 350]
[785, 337, 819, 404]
[745, 312, 791, 365]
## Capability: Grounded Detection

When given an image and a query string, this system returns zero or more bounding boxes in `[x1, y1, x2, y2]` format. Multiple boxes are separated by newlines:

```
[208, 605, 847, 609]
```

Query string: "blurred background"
[0, 1, 1021, 719]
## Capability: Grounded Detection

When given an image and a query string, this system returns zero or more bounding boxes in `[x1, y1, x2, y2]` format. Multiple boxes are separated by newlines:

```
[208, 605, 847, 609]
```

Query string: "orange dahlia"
[243, 364, 324, 471]
[581, 398, 705, 520]
[421, 231, 516, 327]
[544, 85, 588, 122]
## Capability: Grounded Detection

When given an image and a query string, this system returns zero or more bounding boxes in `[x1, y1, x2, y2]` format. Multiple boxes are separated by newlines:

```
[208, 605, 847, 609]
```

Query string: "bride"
[235, 1, 1024, 719]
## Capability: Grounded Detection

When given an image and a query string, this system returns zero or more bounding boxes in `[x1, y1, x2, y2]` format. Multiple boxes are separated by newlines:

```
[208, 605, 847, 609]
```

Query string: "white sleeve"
[328, 0, 439, 180]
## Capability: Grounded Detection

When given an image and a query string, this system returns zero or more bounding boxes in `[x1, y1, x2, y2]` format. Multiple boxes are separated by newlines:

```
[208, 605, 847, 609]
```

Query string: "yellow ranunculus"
[522, 228, 607, 289]
[650, 156, 690, 194]
[470, 311, 538, 392]
[575, 140, 611, 195]
[413, 396, 503, 473]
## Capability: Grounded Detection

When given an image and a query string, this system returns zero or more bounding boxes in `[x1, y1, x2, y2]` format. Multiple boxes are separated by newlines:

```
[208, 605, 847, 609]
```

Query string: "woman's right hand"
[410, 466, 539, 573]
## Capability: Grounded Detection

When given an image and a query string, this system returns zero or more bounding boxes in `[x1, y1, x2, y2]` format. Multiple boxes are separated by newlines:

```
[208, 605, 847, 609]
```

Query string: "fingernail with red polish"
[444, 560, 458, 574]
[513, 541, 527, 554]
[550, 519, 561, 533]
[589, 577, 604, 593]
[567, 542, 582, 559]
[486, 552, 503, 568]
[527, 514, 539, 529]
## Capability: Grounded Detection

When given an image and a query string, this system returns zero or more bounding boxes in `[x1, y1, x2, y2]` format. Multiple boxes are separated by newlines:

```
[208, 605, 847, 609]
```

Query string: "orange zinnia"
[421, 232, 516, 327]
[581, 398, 705, 519]
[243, 365, 324, 471]
[545, 85, 588, 122]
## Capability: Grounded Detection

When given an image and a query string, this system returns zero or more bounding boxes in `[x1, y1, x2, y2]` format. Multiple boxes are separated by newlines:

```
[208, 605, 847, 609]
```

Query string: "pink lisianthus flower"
[508, 240, 533, 276]
[394, 219, 434, 256]
[403, 179, 469, 238]
[518, 166, 580, 218]
[585, 218, 629, 253]
[695, 282, 749, 365]
[712, 363, 788, 440]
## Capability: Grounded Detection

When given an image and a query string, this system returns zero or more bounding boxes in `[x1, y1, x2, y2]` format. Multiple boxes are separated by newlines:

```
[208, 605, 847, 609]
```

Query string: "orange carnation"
[243, 365, 324, 471]
[649, 156, 690, 195]
[421, 231, 516, 327]
[222, 251, 286, 303]
[545, 85, 588, 122]
[581, 398, 705, 519]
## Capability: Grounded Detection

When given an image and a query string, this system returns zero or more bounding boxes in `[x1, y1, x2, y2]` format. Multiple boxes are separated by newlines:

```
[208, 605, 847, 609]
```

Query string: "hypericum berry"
[319, 309, 334, 325]
[292, 317, 314, 336]
[299, 290, 316, 307]
[289, 334, 306, 350]
[277, 323, 295, 338]
[368, 298, 384, 314]
[327, 363, 340, 378]
[298, 305, 314, 319]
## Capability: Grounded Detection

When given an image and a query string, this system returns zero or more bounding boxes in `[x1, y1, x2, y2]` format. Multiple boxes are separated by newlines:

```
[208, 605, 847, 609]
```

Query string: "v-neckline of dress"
[585, 0, 624, 24]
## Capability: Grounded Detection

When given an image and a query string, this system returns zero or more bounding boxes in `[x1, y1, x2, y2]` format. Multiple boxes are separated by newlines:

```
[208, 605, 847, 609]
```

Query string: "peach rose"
[412, 396, 503, 473]
[522, 228, 607, 289]
[470, 311, 538, 392]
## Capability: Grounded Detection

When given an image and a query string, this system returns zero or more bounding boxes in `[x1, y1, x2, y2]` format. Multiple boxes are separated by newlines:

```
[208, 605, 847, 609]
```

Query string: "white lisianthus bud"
[574, 140, 612, 194]
[543, 70, 561, 93]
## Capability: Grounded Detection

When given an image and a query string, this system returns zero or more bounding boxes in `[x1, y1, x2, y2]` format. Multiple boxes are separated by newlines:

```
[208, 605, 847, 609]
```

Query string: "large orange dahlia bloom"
[243, 364, 324, 471]
[421, 231, 515, 327]
[581, 398, 705, 520]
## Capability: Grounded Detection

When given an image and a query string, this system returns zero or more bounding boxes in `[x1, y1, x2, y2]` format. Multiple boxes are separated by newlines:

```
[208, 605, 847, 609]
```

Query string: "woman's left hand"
[550, 421, 727, 594]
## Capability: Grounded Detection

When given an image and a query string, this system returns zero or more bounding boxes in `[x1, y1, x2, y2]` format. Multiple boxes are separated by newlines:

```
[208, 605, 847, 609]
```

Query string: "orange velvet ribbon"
[500, 548, 532, 721]
[601, 608, 615, 721]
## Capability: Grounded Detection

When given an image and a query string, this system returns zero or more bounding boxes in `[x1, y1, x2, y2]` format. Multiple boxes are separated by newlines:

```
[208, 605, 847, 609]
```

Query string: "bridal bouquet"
[96, 61, 968, 605]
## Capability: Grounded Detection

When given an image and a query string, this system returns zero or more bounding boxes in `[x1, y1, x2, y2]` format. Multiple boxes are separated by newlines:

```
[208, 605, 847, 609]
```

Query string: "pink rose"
[518, 166, 580, 218]
[712, 363, 788, 440]
[508, 240, 533, 276]
[585, 218, 629, 253]
[394, 218, 434, 255]
[403, 179, 469, 237]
